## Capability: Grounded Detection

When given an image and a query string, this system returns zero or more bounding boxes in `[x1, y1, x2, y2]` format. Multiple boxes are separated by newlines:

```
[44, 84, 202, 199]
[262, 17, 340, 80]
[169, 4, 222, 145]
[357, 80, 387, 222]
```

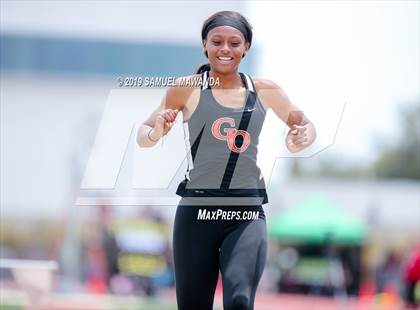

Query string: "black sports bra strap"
[220, 88, 257, 191]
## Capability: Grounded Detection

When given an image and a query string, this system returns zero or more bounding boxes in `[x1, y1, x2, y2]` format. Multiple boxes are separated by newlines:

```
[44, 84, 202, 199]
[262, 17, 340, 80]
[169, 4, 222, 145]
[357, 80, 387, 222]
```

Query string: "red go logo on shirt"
[211, 117, 251, 153]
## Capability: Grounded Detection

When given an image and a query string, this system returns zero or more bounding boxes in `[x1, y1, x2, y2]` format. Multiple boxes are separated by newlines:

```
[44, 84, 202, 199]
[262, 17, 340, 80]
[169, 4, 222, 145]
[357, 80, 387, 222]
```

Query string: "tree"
[374, 102, 420, 180]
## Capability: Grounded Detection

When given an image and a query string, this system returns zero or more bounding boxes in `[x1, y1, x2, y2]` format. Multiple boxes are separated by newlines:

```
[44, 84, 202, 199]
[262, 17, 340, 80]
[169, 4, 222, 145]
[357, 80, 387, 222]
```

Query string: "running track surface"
[1, 288, 407, 309]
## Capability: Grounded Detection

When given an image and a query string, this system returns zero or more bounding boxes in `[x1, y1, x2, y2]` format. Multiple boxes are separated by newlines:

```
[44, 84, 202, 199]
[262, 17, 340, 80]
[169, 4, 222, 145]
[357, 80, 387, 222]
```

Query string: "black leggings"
[173, 204, 267, 310]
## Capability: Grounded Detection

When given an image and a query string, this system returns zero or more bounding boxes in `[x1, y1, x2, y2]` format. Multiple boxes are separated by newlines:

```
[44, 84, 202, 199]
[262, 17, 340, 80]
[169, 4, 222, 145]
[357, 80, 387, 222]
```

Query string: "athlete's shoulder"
[176, 74, 205, 87]
[174, 74, 203, 87]
[252, 78, 281, 92]
[165, 74, 201, 110]
[251, 78, 290, 110]
[167, 74, 201, 94]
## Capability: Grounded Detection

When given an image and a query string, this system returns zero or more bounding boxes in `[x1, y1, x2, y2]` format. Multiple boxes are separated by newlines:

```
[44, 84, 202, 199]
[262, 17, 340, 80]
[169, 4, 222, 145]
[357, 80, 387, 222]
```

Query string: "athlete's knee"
[228, 294, 250, 310]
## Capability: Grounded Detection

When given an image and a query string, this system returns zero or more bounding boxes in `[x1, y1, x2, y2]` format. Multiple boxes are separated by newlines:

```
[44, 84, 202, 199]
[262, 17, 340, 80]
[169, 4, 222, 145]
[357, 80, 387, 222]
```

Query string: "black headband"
[201, 17, 251, 45]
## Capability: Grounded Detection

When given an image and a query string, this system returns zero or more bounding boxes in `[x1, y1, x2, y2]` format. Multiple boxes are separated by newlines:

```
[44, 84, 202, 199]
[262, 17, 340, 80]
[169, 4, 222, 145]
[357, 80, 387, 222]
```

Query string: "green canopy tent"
[268, 194, 367, 245]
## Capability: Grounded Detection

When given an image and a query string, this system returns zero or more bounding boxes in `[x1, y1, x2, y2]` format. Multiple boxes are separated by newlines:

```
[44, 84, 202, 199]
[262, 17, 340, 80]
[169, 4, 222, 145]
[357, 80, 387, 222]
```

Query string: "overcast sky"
[249, 0, 419, 164]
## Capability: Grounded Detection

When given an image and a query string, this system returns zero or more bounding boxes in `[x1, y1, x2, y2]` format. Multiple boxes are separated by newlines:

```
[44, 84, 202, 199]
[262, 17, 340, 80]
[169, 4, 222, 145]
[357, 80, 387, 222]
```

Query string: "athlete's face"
[203, 26, 250, 74]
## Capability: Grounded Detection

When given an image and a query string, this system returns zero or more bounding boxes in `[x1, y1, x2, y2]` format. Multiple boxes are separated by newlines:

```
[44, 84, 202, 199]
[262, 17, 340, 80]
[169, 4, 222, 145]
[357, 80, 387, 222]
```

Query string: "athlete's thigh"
[172, 205, 221, 310]
[219, 218, 267, 308]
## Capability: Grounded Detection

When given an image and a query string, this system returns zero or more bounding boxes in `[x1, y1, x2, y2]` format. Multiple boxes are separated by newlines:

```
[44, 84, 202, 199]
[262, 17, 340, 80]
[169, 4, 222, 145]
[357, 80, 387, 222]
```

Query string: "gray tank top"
[176, 70, 268, 205]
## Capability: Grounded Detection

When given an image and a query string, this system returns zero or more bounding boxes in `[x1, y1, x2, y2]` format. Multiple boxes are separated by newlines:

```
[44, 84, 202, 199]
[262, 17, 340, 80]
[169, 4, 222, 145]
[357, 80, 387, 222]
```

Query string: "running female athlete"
[137, 10, 316, 310]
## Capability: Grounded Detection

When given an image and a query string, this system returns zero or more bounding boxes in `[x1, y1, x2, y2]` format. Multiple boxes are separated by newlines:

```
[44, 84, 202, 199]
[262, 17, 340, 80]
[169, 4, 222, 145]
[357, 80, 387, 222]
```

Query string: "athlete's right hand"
[150, 109, 179, 140]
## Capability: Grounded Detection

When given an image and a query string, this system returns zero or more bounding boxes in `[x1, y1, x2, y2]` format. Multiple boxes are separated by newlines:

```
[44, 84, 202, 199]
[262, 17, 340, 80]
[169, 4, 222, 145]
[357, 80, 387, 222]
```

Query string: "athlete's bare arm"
[254, 79, 317, 153]
[137, 75, 199, 147]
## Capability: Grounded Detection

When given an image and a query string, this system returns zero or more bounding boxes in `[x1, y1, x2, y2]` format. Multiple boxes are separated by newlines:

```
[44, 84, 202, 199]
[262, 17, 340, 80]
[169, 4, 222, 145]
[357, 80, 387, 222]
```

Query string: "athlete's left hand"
[285, 124, 309, 153]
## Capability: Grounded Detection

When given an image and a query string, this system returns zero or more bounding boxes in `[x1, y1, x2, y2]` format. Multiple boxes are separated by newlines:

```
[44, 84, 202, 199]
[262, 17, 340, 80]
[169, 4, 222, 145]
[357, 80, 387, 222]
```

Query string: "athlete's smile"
[216, 56, 234, 64]
[217, 56, 233, 60]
